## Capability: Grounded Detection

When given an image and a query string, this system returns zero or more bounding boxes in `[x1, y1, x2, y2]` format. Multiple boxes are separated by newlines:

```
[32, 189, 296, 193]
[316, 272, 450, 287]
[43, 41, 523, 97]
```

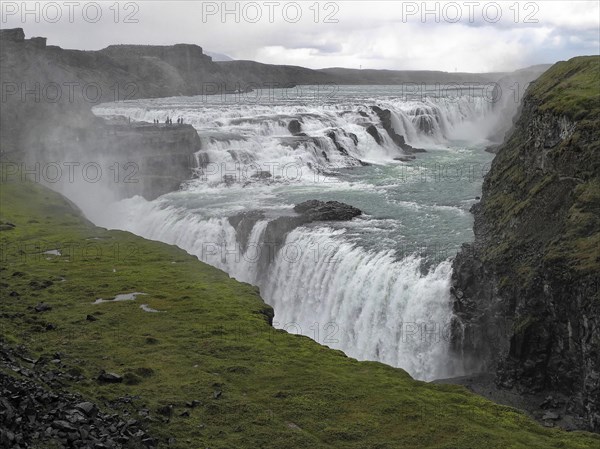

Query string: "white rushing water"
[262, 227, 454, 380]
[85, 85, 497, 381]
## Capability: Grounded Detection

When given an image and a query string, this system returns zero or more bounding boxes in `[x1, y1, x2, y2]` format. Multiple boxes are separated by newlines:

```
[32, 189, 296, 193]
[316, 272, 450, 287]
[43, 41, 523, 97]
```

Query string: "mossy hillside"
[1, 180, 599, 448]
[527, 55, 600, 120]
[449, 56, 599, 431]
[476, 57, 600, 281]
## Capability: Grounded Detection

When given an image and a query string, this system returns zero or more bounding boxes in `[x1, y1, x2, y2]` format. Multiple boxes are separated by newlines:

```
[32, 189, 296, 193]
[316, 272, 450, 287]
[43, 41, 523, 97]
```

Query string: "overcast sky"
[2, 1, 599, 72]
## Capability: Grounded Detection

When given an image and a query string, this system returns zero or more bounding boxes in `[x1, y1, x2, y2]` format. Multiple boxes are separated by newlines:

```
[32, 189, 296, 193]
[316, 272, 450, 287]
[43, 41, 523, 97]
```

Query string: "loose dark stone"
[34, 303, 52, 313]
[287, 119, 302, 135]
[75, 401, 98, 417]
[97, 371, 123, 383]
[156, 405, 173, 417]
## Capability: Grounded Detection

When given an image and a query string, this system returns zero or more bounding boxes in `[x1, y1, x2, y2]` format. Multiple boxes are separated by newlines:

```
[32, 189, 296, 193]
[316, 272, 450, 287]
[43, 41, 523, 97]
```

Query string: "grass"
[1, 179, 599, 448]
[477, 56, 600, 279]
[546, 179, 600, 273]
[528, 56, 600, 120]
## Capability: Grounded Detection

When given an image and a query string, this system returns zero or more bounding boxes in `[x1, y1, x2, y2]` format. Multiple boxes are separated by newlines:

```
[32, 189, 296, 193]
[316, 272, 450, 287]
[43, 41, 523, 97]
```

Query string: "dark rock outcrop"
[366, 125, 383, 145]
[371, 106, 426, 153]
[0, 29, 203, 200]
[262, 200, 361, 248]
[259, 201, 362, 245]
[450, 56, 600, 432]
[251, 201, 362, 276]
[228, 210, 266, 253]
[37, 122, 201, 200]
[326, 130, 369, 166]
[327, 131, 350, 156]
[0, 28, 24, 42]
[228, 201, 362, 279]
[433, 373, 586, 431]
[287, 119, 303, 135]
[293, 200, 362, 221]
[29, 37, 46, 49]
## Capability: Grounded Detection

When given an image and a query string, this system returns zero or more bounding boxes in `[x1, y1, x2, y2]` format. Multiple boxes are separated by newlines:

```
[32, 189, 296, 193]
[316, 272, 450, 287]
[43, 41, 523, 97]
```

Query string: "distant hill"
[513, 63, 553, 74]
[205, 50, 234, 61]
[317, 67, 509, 84]
[0, 27, 551, 159]
[215, 60, 333, 86]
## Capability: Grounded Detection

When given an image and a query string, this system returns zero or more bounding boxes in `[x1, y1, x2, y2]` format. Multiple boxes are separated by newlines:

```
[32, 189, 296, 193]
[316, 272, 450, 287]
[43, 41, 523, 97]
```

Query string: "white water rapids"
[80, 85, 498, 380]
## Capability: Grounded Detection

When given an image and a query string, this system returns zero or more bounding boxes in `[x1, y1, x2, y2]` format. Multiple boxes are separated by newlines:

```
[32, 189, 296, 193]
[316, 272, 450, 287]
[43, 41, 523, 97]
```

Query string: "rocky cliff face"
[450, 56, 600, 431]
[487, 64, 552, 146]
[22, 120, 202, 201]
[0, 29, 204, 200]
[0, 28, 335, 195]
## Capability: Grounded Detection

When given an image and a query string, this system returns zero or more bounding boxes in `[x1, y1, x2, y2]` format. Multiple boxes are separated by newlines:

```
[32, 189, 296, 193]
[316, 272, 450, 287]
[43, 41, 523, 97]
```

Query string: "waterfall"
[87, 86, 493, 381]
[93, 91, 495, 184]
[262, 227, 454, 381]
[95, 198, 455, 381]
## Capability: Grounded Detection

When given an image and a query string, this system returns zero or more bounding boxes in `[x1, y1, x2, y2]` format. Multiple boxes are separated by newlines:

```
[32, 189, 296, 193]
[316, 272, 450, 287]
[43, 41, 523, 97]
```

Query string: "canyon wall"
[451, 56, 600, 432]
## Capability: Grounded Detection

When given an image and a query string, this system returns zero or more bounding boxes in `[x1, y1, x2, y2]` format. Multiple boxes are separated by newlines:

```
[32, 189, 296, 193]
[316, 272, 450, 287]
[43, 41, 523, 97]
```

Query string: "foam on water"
[96, 197, 454, 380]
[85, 85, 498, 380]
[94, 87, 495, 183]
[262, 227, 454, 380]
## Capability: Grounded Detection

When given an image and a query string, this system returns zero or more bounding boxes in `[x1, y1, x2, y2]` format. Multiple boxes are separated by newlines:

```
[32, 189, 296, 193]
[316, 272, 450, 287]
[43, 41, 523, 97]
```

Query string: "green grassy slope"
[479, 56, 600, 277]
[527, 56, 600, 120]
[1, 180, 598, 448]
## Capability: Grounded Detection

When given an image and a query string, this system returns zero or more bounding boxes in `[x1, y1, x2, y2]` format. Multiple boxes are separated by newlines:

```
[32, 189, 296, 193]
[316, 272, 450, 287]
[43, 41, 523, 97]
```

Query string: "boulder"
[287, 119, 302, 135]
[294, 200, 362, 221]
[542, 411, 560, 421]
[52, 420, 77, 432]
[97, 371, 123, 383]
[34, 303, 52, 313]
[0, 222, 16, 231]
[75, 402, 98, 417]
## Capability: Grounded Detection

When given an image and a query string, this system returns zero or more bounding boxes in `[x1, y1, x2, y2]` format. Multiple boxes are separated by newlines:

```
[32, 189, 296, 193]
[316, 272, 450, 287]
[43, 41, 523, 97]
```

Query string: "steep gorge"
[450, 56, 600, 432]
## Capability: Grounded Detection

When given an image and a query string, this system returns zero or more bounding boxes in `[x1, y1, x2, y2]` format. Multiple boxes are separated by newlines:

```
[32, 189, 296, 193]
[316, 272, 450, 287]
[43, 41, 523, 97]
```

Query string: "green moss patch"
[1, 180, 598, 448]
